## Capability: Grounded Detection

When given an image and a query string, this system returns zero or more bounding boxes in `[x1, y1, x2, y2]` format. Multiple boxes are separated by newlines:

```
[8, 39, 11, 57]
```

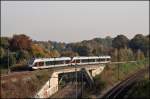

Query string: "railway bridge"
[35, 63, 106, 98]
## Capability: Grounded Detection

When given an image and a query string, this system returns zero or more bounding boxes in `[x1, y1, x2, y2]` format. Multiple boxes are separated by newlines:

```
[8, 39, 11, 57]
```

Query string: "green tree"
[16, 50, 30, 61]
[1, 53, 16, 67]
[76, 45, 91, 56]
[129, 34, 148, 56]
[112, 35, 129, 49]
[1, 37, 9, 49]
[112, 35, 129, 61]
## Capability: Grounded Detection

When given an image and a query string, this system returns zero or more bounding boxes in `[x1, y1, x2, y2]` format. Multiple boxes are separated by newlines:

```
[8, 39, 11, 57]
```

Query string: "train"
[28, 56, 111, 70]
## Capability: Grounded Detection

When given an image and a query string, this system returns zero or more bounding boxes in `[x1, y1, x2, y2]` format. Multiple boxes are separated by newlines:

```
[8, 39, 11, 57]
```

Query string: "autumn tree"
[9, 34, 32, 51]
[60, 51, 78, 57]
[31, 44, 45, 58]
[49, 50, 60, 57]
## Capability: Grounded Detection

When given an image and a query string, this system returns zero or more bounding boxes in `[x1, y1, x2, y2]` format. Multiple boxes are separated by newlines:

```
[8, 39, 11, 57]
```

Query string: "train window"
[39, 62, 44, 66]
[97, 59, 100, 62]
[71, 59, 80, 63]
[71, 60, 80, 63]
[107, 58, 110, 61]
[28, 59, 34, 65]
[45, 61, 55, 66]
[89, 59, 95, 62]
[100, 59, 105, 61]
[76, 60, 80, 63]
[82, 59, 88, 63]
[65, 60, 70, 64]
[34, 62, 38, 67]
[71, 60, 75, 63]
[55, 61, 64, 65]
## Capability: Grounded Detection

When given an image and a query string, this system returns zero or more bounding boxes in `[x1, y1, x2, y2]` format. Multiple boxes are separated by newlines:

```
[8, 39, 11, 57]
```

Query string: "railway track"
[0, 61, 136, 78]
[102, 67, 149, 99]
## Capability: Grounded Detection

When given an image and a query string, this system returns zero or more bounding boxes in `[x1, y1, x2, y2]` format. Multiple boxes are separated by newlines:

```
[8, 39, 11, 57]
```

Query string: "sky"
[1, 1, 149, 43]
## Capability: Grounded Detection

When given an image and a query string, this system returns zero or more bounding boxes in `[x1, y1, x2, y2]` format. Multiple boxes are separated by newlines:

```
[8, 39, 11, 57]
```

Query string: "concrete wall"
[35, 64, 105, 98]
[91, 65, 105, 77]
[35, 72, 58, 98]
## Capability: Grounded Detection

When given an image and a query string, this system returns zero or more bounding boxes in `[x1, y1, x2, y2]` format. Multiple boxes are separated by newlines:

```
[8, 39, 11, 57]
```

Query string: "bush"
[93, 75, 106, 92]
[0, 53, 16, 68]
[10, 64, 28, 71]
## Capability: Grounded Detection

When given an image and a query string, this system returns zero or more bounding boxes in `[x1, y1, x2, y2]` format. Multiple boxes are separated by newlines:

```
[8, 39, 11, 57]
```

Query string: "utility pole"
[117, 48, 120, 80]
[49, 77, 50, 88]
[76, 65, 77, 99]
[81, 69, 83, 98]
[7, 48, 10, 74]
[75, 59, 78, 99]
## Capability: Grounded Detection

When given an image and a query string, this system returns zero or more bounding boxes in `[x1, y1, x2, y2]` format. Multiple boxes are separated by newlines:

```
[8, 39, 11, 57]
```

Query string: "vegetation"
[82, 58, 149, 98]
[0, 33, 149, 98]
[125, 79, 150, 99]
[1, 69, 53, 98]
[0, 33, 149, 74]
[93, 75, 106, 92]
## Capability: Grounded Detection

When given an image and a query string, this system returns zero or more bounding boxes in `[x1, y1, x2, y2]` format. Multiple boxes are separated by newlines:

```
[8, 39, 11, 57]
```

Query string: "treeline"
[0, 34, 149, 67]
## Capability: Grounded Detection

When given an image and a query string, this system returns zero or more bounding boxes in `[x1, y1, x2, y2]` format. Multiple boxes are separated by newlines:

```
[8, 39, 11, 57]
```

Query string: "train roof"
[33, 57, 71, 62]
[72, 56, 111, 60]
[30, 56, 111, 62]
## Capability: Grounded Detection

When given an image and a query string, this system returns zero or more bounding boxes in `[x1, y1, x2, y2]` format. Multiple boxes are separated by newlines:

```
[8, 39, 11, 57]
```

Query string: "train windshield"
[28, 58, 35, 65]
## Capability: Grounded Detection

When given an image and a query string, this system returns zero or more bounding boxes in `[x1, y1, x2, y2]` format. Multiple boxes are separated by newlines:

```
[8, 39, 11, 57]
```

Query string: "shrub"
[93, 75, 106, 92]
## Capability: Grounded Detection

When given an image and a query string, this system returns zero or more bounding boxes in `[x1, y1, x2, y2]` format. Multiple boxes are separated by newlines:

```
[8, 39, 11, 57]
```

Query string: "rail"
[102, 67, 149, 99]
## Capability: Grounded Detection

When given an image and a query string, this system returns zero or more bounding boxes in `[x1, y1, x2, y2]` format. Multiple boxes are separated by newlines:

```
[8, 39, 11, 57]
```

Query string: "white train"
[28, 56, 111, 70]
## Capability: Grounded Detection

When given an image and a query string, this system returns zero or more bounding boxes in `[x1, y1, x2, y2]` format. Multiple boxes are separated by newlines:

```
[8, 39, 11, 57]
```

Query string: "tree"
[135, 49, 145, 60]
[1, 37, 10, 48]
[76, 45, 91, 56]
[1, 53, 16, 67]
[92, 46, 103, 56]
[31, 44, 46, 58]
[9, 54, 16, 67]
[110, 48, 118, 62]
[126, 48, 134, 61]
[0, 47, 6, 59]
[112, 35, 129, 62]
[50, 50, 60, 57]
[9, 34, 32, 51]
[112, 35, 129, 49]
[16, 50, 30, 61]
[60, 51, 78, 57]
[129, 34, 148, 56]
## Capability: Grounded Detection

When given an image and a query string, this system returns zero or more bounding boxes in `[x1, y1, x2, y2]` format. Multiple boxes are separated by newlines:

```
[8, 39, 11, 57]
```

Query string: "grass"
[82, 58, 149, 98]
[1, 69, 53, 98]
[124, 73, 150, 99]
[113, 58, 148, 81]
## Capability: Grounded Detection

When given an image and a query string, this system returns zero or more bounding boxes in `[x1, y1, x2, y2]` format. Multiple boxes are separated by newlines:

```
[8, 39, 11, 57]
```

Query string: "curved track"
[102, 67, 149, 99]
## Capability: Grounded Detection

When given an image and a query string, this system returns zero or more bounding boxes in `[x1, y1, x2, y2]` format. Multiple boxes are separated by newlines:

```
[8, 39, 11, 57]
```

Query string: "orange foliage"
[31, 44, 60, 58]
